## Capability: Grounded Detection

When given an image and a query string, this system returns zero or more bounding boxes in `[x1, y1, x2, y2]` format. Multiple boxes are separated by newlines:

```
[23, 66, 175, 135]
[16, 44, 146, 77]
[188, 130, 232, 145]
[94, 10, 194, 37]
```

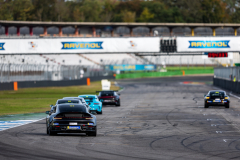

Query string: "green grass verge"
[0, 81, 119, 116]
[166, 66, 214, 70]
[116, 69, 214, 80]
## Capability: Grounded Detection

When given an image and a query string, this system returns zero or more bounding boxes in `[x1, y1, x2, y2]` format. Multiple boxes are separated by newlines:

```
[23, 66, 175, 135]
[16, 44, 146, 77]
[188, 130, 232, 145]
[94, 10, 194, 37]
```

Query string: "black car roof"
[209, 90, 225, 92]
[63, 97, 84, 99]
[57, 104, 87, 113]
[57, 99, 80, 102]
[57, 104, 84, 107]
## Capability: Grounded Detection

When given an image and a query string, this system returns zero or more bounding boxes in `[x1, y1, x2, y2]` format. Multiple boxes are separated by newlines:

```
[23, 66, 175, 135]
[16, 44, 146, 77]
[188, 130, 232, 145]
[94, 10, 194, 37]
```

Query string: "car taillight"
[206, 97, 210, 99]
[225, 97, 229, 99]
[94, 103, 99, 105]
[54, 117, 62, 119]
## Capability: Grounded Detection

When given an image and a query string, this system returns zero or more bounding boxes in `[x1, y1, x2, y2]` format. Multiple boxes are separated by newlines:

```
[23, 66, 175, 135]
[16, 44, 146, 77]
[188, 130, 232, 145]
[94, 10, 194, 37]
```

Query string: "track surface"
[2, 76, 240, 160]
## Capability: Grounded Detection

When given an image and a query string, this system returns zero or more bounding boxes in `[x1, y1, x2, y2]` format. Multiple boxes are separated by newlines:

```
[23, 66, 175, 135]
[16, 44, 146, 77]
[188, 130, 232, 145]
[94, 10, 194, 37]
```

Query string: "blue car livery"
[78, 95, 102, 114]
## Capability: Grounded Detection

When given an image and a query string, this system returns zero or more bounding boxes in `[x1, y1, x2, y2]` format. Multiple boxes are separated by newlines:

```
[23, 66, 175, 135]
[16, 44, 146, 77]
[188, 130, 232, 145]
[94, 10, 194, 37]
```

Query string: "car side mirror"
[118, 93, 121, 96]
[50, 104, 53, 107]
[45, 111, 50, 114]
[204, 95, 206, 97]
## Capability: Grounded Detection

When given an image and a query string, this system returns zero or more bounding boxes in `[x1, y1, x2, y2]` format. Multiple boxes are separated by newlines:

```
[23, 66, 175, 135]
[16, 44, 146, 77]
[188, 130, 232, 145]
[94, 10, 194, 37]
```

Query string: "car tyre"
[97, 110, 102, 114]
[88, 127, 97, 137]
[204, 104, 209, 108]
[48, 127, 57, 136]
[116, 101, 121, 106]
[225, 104, 230, 108]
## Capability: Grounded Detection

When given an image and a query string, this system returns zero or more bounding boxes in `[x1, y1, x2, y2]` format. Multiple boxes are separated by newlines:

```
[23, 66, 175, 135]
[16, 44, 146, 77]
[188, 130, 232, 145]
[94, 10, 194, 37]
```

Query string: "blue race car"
[78, 95, 102, 114]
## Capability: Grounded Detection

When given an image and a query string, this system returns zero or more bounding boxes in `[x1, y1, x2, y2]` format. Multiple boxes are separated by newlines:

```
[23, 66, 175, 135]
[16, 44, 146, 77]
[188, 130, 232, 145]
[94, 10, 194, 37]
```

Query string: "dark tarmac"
[1, 75, 240, 160]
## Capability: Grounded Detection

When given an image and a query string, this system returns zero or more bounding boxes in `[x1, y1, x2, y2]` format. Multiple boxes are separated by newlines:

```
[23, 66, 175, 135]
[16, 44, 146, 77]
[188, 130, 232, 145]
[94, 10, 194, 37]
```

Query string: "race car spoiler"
[96, 90, 119, 93]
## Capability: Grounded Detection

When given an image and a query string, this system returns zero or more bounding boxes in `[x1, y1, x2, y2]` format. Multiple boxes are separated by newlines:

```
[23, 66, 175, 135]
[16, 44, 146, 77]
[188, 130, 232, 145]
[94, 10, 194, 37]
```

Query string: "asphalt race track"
[2, 76, 240, 160]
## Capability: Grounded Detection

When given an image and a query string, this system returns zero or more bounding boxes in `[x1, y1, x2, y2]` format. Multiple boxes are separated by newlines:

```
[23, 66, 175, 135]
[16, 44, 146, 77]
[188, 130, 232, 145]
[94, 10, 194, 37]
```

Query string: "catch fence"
[214, 67, 240, 81]
[0, 63, 113, 83]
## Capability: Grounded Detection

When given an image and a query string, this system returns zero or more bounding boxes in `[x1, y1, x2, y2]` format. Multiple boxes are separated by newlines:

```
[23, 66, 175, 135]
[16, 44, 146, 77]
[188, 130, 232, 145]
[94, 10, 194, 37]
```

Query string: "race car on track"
[50, 99, 82, 114]
[62, 97, 91, 112]
[78, 95, 102, 114]
[97, 90, 121, 106]
[46, 104, 97, 136]
[204, 90, 230, 108]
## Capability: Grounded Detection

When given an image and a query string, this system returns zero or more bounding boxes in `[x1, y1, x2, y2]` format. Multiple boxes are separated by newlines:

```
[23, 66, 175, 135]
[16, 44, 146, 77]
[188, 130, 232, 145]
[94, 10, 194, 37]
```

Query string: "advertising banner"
[107, 64, 156, 71]
[0, 37, 160, 54]
[177, 37, 240, 52]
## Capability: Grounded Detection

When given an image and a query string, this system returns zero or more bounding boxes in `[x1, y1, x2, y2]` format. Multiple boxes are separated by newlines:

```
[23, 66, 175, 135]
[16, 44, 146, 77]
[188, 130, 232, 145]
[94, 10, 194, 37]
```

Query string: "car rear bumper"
[102, 102, 117, 105]
[50, 125, 96, 133]
[205, 100, 229, 106]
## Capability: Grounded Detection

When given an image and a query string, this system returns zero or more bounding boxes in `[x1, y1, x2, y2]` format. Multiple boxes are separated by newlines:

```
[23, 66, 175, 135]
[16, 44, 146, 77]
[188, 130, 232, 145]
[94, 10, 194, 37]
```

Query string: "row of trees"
[0, 0, 240, 23]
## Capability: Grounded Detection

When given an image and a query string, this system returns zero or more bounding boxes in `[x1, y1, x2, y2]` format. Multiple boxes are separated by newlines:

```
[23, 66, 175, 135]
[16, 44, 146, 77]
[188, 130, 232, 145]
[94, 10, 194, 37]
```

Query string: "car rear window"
[210, 92, 225, 98]
[57, 100, 79, 104]
[81, 96, 95, 101]
[100, 91, 114, 96]
[59, 105, 86, 113]
[84, 98, 94, 102]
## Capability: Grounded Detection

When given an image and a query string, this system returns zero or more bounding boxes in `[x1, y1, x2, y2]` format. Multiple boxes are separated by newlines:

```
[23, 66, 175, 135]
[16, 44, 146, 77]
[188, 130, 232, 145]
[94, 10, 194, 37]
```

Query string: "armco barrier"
[0, 76, 114, 91]
[213, 78, 240, 93]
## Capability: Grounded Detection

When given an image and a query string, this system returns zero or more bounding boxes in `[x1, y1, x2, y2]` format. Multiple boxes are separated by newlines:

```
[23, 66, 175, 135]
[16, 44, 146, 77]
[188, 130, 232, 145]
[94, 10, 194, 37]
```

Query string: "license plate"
[67, 126, 81, 130]
[104, 100, 111, 102]
[69, 122, 77, 125]
[213, 100, 221, 102]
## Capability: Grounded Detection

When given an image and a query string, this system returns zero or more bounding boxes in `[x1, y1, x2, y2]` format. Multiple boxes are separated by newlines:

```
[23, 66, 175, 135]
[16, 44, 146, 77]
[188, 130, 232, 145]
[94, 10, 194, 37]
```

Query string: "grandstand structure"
[0, 21, 239, 82]
[0, 21, 240, 37]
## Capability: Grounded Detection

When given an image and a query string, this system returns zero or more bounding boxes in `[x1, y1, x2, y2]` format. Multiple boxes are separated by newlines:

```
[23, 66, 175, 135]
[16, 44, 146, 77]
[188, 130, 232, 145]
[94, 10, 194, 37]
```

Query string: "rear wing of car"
[96, 90, 119, 93]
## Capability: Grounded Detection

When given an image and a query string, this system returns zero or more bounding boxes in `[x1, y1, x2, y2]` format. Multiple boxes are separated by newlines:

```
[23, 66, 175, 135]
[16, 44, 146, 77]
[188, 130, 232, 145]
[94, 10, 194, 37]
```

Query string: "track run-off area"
[2, 76, 240, 159]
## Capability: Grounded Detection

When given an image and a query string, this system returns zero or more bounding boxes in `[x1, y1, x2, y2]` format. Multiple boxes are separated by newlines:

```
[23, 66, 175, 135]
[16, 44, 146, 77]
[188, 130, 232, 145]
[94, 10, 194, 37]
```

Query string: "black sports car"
[204, 90, 230, 108]
[46, 104, 97, 136]
[49, 99, 82, 114]
[97, 90, 120, 106]
[62, 97, 91, 112]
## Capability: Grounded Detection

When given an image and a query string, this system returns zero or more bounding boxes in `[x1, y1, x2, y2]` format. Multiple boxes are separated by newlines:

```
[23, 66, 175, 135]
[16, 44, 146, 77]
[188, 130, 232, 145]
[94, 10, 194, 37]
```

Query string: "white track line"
[213, 86, 240, 100]
[229, 93, 240, 99]
[0, 118, 45, 132]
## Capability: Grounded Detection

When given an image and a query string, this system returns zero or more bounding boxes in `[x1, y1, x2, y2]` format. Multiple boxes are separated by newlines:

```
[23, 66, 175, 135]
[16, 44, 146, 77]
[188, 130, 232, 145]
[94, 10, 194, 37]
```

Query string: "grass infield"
[0, 81, 119, 116]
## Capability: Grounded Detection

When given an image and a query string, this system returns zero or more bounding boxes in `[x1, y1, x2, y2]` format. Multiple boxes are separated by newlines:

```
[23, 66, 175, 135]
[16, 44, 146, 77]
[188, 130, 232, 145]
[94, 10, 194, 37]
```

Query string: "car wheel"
[116, 101, 121, 106]
[97, 110, 102, 114]
[225, 104, 230, 108]
[204, 104, 209, 108]
[48, 127, 57, 136]
[88, 127, 97, 137]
